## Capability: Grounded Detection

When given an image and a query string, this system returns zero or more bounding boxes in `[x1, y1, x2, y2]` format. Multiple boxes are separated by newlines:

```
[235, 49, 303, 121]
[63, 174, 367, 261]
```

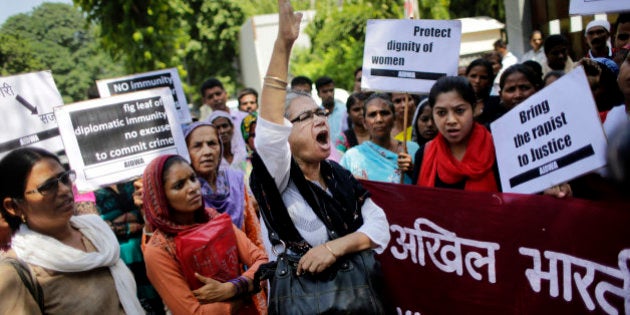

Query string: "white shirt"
[521, 47, 547, 65]
[491, 51, 519, 95]
[604, 105, 629, 139]
[254, 117, 390, 254]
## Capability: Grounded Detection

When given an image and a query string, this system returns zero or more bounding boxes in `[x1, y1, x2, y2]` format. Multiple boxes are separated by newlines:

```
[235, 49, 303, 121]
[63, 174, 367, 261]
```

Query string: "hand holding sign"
[491, 67, 607, 194]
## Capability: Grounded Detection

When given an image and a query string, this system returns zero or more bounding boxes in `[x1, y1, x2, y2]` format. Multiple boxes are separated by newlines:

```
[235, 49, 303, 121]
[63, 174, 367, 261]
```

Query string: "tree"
[1, 3, 124, 103]
[0, 33, 44, 75]
[76, 0, 257, 105]
[291, 0, 402, 91]
[449, 0, 504, 21]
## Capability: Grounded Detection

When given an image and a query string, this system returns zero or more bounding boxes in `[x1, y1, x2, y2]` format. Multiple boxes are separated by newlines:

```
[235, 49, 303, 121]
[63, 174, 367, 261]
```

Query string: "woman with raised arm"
[249, 0, 390, 313]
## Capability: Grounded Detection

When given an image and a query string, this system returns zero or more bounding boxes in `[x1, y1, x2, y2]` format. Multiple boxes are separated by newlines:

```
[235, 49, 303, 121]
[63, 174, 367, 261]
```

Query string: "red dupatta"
[418, 123, 498, 192]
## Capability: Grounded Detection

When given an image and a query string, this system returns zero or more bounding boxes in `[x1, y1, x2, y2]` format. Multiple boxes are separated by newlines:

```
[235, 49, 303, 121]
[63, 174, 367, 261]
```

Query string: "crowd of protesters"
[1, 1, 629, 314]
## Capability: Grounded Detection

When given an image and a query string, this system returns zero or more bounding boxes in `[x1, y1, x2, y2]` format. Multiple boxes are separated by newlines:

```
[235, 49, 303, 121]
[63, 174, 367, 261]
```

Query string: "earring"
[20, 214, 26, 223]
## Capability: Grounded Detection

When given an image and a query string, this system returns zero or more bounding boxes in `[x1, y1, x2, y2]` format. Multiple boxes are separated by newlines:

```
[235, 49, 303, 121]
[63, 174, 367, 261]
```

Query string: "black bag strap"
[3, 257, 45, 313]
[250, 152, 311, 255]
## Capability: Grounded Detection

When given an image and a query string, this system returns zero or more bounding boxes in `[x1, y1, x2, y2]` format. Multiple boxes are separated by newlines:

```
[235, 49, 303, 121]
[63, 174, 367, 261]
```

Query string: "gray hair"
[284, 90, 316, 119]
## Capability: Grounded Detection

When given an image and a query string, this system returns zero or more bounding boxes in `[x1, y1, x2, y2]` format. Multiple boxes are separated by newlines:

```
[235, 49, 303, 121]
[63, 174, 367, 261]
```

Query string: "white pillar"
[503, 0, 532, 60]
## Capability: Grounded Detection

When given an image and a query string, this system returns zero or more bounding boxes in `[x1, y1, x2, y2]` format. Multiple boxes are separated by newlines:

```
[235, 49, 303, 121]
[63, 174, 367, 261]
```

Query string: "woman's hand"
[132, 178, 143, 208]
[296, 243, 337, 275]
[277, 0, 302, 45]
[398, 152, 413, 173]
[543, 182, 572, 198]
[192, 273, 237, 303]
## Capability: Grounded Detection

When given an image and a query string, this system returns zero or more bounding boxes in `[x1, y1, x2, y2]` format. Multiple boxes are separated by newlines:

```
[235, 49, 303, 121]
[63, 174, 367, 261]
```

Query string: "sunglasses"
[290, 108, 329, 124]
[25, 170, 76, 196]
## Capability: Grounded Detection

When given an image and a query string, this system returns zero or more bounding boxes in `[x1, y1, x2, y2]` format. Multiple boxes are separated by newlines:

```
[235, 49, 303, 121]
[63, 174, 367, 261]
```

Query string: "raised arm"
[259, 0, 303, 124]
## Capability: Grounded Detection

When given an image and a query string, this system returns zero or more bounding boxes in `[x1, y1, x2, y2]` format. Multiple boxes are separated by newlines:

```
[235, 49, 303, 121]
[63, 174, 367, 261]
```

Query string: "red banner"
[361, 180, 630, 315]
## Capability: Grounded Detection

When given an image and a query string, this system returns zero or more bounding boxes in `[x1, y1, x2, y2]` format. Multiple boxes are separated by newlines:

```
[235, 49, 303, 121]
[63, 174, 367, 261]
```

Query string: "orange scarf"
[418, 123, 498, 192]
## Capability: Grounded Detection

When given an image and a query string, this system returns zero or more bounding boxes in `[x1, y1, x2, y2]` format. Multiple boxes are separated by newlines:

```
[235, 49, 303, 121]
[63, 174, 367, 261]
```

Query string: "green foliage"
[291, 0, 402, 91]
[239, 0, 312, 15]
[75, 0, 252, 105]
[0, 3, 123, 103]
[449, 0, 505, 21]
[418, 0, 450, 20]
[0, 32, 44, 75]
[74, 0, 182, 72]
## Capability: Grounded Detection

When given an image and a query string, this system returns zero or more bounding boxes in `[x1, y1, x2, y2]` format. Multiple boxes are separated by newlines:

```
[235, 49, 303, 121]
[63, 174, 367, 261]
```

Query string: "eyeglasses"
[289, 108, 329, 124]
[25, 170, 76, 196]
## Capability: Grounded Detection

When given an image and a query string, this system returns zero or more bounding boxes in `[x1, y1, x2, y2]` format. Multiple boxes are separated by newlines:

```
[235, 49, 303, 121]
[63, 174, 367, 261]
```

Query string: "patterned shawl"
[183, 123, 246, 228]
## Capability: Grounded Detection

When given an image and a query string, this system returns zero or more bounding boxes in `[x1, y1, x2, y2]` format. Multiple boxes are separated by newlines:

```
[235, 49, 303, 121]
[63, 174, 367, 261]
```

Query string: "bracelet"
[227, 276, 250, 297]
[264, 75, 288, 86]
[264, 82, 287, 91]
[324, 242, 338, 259]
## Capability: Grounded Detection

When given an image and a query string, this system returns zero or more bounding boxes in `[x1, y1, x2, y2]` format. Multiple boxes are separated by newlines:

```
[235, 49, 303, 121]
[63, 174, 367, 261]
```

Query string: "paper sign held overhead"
[0, 71, 65, 159]
[55, 87, 189, 192]
[362, 19, 462, 93]
[97, 68, 192, 123]
[491, 67, 607, 194]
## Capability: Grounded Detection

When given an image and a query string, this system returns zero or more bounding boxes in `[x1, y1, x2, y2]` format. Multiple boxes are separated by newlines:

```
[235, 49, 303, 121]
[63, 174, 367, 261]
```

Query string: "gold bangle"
[324, 243, 338, 258]
[264, 82, 287, 91]
[263, 78, 287, 89]
[264, 75, 288, 86]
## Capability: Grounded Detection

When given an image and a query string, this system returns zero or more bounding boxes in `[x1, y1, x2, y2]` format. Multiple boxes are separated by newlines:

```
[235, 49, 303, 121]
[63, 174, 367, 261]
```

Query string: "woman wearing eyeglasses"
[340, 93, 419, 184]
[0, 147, 143, 314]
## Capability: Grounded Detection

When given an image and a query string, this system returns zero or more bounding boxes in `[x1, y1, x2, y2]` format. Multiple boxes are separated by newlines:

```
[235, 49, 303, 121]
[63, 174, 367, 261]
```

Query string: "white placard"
[491, 67, 607, 194]
[96, 68, 192, 123]
[0, 71, 65, 159]
[569, 0, 630, 15]
[55, 87, 189, 192]
[362, 19, 461, 93]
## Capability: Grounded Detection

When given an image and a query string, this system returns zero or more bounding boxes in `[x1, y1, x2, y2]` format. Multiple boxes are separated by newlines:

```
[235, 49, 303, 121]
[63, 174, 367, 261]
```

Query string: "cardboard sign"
[0, 71, 65, 158]
[55, 87, 189, 192]
[362, 19, 461, 93]
[569, 0, 630, 15]
[491, 67, 607, 194]
[96, 68, 192, 123]
[360, 180, 630, 315]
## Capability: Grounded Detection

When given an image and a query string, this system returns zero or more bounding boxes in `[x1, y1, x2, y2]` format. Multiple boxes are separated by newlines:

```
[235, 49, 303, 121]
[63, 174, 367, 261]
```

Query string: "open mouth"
[316, 130, 329, 145]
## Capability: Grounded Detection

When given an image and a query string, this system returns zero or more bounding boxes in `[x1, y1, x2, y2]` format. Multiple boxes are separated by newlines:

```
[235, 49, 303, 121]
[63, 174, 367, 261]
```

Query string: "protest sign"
[569, 0, 630, 15]
[361, 180, 630, 315]
[491, 67, 607, 194]
[362, 19, 461, 93]
[55, 87, 189, 192]
[0, 71, 65, 159]
[96, 68, 192, 123]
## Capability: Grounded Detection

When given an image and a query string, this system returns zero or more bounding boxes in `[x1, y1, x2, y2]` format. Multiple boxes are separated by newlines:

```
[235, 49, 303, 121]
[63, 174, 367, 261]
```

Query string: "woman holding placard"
[141, 154, 267, 314]
[340, 93, 419, 183]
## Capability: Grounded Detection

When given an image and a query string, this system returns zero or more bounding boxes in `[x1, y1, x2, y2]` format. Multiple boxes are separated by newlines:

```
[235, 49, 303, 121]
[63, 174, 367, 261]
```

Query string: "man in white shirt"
[521, 30, 547, 65]
[491, 39, 518, 95]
